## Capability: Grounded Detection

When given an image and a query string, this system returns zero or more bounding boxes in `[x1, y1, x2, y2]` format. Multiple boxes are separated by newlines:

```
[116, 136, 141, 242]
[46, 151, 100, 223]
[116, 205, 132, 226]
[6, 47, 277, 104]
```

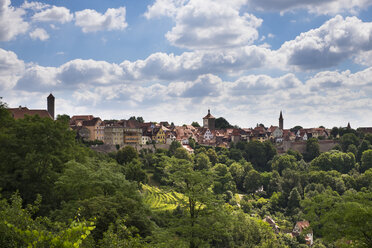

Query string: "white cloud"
[278, 15, 372, 70]
[0, 0, 29, 41]
[21, 1, 50, 11]
[247, 0, 372, 15]
[75, 7, 128, 33]
[0, 48, 25, 90]
[31, 5, 73, 23]
[146, 0, 262, 49]
[144, 0, 186, 19]
[29, 28, 49, 41]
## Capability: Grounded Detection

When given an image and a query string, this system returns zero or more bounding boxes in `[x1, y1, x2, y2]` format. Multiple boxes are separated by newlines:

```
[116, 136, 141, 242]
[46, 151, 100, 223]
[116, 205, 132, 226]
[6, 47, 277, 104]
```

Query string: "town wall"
[279, 140, 340, 154]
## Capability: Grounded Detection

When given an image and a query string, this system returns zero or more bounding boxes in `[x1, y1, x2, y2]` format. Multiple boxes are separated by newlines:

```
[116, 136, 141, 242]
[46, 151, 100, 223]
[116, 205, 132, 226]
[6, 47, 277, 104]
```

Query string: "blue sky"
[1, 0, 372, 129]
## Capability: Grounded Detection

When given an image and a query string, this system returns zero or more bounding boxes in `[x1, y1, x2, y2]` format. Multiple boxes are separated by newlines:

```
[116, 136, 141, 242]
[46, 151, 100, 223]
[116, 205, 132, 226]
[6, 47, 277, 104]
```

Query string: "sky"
[1, 0, 372, 129]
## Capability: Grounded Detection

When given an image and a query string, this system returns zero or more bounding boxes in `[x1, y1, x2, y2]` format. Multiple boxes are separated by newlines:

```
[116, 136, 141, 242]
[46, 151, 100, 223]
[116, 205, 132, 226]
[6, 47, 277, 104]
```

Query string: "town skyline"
[2, 0, 372, 128]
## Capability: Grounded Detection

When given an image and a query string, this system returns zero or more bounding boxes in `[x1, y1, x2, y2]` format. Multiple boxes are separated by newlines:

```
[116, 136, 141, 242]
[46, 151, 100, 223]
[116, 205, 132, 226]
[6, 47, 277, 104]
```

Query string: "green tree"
[347, 144, 358, 157]
[124, 159, 147, 184]
[303, 138, 320, 162]
[340, 133, 359, 152]
[357, 140, 371, 162]
[0, 115, 81, 212]
[302, 190, 372, 248]
[168, 140, 182, 156]
[164, 158, 217, 248]
[206, 148, 218, 165]
[191, 122, 200, 128]
[215, 117, 233, 129]
[116, 146, 139, 165]
[288, 187, 301, 210]
[194, 152, 210, 170]
[174, 147, 192, 161]
[311, 150, 356, 173]
[290, 126, 303, 133]
[212, 163, 236, 195]
[361, 149, 372, 173]
[271, 154, 298, 175]
[287, 149, 303, 161]
[243, 170, 262, 194]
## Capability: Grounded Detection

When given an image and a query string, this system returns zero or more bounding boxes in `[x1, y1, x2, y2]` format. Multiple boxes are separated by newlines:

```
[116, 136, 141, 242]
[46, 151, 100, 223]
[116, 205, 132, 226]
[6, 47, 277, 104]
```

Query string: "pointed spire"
[208, 109, 210, 115]
[347, 122, 351, 129]
[279, 110, 283, 120]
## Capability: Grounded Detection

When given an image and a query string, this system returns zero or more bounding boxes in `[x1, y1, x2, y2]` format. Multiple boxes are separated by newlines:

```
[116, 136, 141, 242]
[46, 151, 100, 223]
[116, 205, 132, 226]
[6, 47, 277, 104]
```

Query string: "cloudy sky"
[1, 0, 372, 129]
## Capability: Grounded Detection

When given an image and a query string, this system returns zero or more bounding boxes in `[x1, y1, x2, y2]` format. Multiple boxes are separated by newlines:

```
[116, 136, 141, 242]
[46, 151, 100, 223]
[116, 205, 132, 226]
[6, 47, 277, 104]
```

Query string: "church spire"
[279, 110, 283, 130]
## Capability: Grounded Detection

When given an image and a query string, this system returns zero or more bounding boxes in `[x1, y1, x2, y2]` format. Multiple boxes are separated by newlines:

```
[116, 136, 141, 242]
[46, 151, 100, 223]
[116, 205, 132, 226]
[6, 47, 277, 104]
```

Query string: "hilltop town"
[8, 94, 372, 155]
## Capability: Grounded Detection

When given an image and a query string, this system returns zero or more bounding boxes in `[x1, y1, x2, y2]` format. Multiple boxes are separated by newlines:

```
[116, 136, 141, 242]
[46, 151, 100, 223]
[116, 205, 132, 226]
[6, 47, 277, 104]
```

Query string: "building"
[292, 221, 313, 246]
[104, 124, 124, 146]
[47, 93, 55, 119]
[7, 94, 54, 120]
[279, 111, 283, 130]
[203, 109, 216, 130]
[82, 117, 103, 141]
[122, 120, 142, 145]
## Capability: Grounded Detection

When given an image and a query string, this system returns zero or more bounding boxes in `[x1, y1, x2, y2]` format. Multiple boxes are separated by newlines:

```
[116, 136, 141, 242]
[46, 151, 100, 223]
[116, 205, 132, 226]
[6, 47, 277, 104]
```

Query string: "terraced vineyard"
[142, 184, 185, 211]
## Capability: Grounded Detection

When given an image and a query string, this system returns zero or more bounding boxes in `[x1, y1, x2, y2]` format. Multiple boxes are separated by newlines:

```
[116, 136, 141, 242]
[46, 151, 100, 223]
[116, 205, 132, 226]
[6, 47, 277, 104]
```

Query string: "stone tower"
[47, 93, 55, 120]
[203, 109, 216, 130]
[279, 110, 283, 130]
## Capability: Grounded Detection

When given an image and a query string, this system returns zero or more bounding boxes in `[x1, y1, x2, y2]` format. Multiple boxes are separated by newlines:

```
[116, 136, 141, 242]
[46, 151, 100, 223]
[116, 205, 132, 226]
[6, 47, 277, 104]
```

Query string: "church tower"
[47, 93, 55, 120]
[203, 109, 216, 130]
[279, 111, 283, 130]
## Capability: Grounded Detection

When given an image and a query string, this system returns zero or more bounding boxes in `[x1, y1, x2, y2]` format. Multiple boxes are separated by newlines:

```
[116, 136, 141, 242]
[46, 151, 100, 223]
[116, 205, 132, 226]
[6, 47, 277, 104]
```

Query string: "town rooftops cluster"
[7, 94, 372, 152]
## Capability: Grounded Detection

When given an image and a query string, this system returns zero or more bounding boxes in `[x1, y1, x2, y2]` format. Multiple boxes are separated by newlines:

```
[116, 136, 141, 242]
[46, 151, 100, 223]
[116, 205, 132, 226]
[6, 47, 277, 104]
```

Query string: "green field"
[142, 184, 185, 211]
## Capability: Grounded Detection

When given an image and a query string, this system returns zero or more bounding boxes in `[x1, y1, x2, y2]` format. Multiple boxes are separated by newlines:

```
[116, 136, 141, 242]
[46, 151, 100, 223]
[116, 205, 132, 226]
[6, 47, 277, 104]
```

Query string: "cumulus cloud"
[21, 1, 50, 11]
[146, 0, 262, 49]
[278, 15, 372, 70]
[0, 0, 28, 41]
[144, 0, 186, 19]
[75, 7, 128, 33]
[247, 0, 372, 15]
[0, 48, 25, 90]
[31, 5, 73, 23]
[29, 28, 49, 41]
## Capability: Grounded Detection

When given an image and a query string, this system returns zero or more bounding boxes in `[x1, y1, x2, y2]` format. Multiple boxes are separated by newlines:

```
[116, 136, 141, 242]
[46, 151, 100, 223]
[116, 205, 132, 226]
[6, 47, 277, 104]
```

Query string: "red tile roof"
[7, 107, 52, 119]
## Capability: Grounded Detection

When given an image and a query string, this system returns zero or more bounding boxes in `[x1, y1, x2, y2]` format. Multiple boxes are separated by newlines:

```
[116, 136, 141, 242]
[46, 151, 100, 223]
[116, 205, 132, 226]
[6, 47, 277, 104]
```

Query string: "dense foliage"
[1, 99, 372, 247]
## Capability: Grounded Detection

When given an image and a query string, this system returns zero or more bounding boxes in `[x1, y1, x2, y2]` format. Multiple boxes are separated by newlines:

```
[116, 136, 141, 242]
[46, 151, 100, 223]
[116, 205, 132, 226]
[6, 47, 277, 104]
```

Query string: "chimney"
[47, 93, 55, 120]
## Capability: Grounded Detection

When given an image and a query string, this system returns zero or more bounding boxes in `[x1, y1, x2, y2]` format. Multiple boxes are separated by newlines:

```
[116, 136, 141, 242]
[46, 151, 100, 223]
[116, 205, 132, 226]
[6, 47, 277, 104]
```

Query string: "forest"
[0, 99, 372, 248]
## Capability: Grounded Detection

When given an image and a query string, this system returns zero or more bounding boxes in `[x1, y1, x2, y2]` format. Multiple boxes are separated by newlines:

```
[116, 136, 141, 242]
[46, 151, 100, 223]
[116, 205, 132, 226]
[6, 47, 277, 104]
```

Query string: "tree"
[215, 117, 233, 129]
[311, 150, 356, 173]
[191, 122, 200, 128]
[357, 140, 371, 162]
[271, 154, 298, 175]
[290, 126, 303, 133]
[302, 190, 372, 248]
[56, 114, 70, 124]
[243, 170, 262, 194]
[164, 158, 217, 248]
[136, 117, 144, 123]
[174, 147, 191, 161]
[116, 146, 138, 165]
[361, 149, 372, 173]
[244, 141, 276, 171]
[330, 127, 339, 138]
[212, 163, 236, 195]
[168, 140, 182, 156]
[287, 149, 303, 161]
[347, 144, 358, 157]
[340, 133, 359, 152]
[303, 138, 320, 162]
[0, 115, 81, 213]
[206, 148, 218, 165]
[288, 187, 301, 210]
[123, 159, 147, 184]
[194, 152, 210, 170]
